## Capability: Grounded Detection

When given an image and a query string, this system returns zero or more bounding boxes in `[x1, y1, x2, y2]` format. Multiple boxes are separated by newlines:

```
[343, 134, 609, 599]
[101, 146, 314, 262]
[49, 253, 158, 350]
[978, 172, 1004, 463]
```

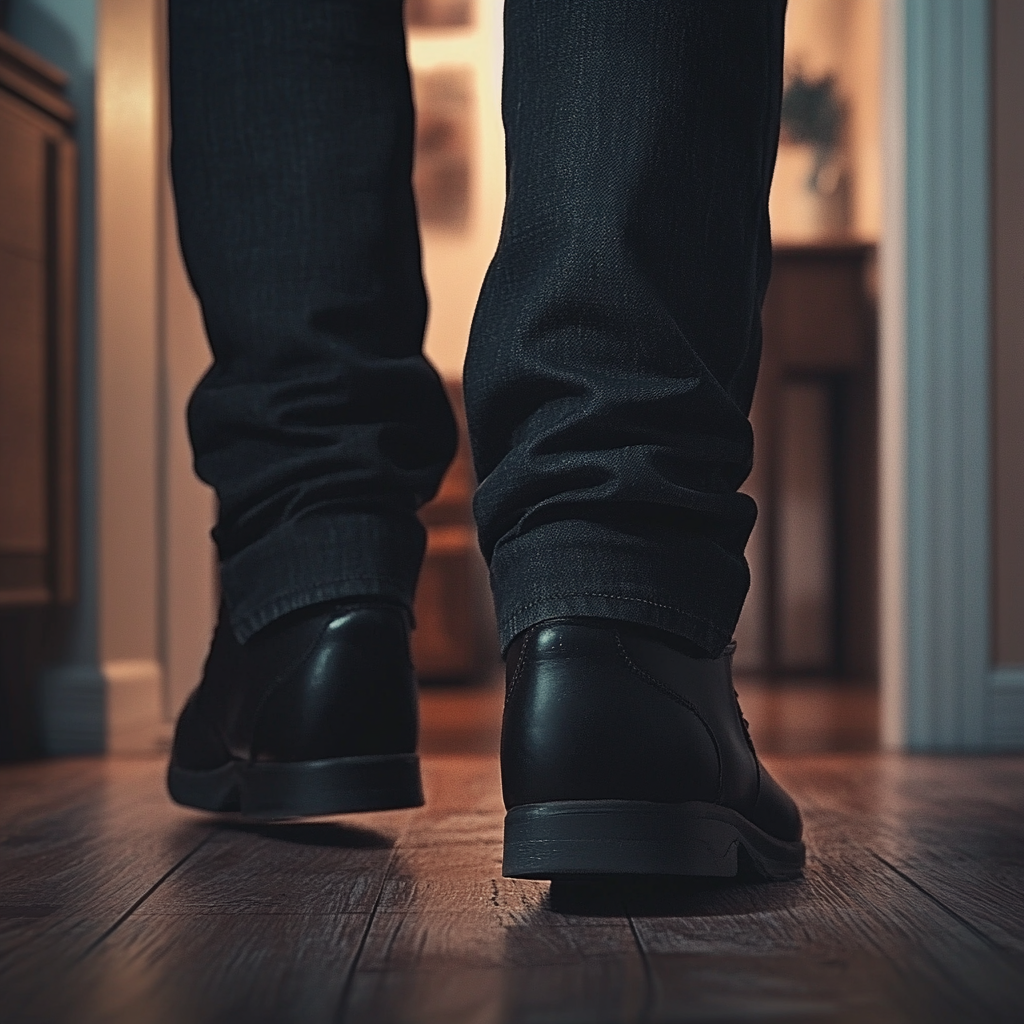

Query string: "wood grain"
[621, 752, 1024, 1022]
[3, 748, 1024, 1022]
[344, 757, 646, 1024]
[0, 755, 103, 827]
[780, 754, 1024, 958]
[0, 757, 211, 1012]
[37, 793, 412, 1023]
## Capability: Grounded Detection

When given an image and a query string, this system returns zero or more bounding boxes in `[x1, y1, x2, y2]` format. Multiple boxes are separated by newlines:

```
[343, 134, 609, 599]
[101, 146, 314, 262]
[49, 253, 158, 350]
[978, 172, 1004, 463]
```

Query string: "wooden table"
[746, 243, 878, 679]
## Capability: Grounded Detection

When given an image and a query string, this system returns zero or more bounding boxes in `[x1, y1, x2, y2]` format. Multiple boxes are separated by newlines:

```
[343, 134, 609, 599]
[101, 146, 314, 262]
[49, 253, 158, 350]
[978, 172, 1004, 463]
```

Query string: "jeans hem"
[220, 510, 426, 643]
[489, 522, 746, 657]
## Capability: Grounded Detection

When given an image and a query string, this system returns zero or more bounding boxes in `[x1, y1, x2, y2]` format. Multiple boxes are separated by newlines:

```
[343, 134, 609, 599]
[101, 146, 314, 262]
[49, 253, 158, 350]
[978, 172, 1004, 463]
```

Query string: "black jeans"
[169, 0, 786, 656]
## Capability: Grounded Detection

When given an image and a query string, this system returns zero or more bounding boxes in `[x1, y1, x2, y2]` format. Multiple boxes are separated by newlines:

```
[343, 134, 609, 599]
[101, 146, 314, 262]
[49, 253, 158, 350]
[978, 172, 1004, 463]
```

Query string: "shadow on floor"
[548, 873, 806, 918]
[216, 819, 394, 849]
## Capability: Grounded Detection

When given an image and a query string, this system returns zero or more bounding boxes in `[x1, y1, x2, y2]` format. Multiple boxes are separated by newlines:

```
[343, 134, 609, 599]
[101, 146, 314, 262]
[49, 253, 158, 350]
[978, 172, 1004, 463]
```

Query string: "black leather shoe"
[167, 601, 423, 819]
[500, 618, 805, 880]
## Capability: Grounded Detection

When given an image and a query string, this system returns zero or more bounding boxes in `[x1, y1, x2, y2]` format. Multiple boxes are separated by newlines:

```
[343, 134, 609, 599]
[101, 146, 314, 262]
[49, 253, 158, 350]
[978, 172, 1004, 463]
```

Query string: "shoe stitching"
[613, 632, 725, 804]
[724, 646, 761, 806]
[504, 625, 538, 707]
[267, 615, 334, 690]
[185, 693, 234, 769]
[734, 687, 763, 809]
[193, 626, 240, 760]
[247, 615, 335, 756]
[194, 609, 332, 761]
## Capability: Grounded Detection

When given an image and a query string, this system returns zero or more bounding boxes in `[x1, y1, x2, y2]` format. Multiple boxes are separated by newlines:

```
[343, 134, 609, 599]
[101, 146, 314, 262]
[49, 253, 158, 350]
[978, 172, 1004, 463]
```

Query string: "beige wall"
[91, 0, 215, 747]
[409, 1, 505, 381]
[94, 0, 166, 751]
[993, 0, 1024, 667]
[159, 128, 217, 718]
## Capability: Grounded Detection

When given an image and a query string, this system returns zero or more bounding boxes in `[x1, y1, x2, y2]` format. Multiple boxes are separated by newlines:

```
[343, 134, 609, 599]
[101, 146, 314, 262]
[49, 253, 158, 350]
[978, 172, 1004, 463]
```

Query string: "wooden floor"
[3, 694, 1024, 1022]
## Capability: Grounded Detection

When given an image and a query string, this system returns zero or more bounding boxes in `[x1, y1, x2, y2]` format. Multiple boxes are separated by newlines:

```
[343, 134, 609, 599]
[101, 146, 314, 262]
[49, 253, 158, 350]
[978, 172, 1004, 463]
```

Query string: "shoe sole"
[502, 800, 805, 881]
[167, 753, 424, 820]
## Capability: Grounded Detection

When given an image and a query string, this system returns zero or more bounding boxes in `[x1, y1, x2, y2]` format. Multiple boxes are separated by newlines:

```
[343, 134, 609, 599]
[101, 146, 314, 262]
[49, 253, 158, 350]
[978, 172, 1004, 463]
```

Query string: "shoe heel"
[503, 800, 803, 880]
[167, 761, 240, 812]
[238, 753, 424, 820]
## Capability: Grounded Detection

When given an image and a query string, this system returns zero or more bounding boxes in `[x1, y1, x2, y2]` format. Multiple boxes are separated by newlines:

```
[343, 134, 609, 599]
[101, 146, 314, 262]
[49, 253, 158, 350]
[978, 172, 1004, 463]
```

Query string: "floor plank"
[67, 913, 372, 1024]
[49, 810, 411, 1024]
[3, 748, 1024, 1023]
[344, 759, 646, 1024]
[780, 754, 1024, 959]
[0, 757, 212, 1012]
[0, 757, 106, 830]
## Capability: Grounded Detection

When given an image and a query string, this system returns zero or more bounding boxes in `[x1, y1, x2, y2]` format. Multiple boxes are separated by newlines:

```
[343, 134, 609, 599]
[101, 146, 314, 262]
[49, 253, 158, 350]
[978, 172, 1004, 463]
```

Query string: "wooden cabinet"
[0, 32, 77, 607]
[739, 243, 878, 679]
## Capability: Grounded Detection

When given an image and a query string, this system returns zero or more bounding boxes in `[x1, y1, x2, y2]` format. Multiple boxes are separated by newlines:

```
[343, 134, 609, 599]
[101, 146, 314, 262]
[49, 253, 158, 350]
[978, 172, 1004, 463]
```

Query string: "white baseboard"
[103, 658, 170, 754]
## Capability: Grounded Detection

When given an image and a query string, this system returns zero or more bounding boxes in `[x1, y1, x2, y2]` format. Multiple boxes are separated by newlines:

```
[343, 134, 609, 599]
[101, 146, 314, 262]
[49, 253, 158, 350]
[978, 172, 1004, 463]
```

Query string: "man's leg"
[166, 0, 455, 817]
[468, 0, 783, 656]
[170, 0, 455, 643]
[466, 1, 804, 879]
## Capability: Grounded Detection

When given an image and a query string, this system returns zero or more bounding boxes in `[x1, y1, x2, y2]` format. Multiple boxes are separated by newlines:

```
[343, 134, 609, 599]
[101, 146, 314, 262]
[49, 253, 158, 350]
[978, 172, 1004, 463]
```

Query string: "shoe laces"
[734, 689, 757, 755]
[723, 641, 755, 755]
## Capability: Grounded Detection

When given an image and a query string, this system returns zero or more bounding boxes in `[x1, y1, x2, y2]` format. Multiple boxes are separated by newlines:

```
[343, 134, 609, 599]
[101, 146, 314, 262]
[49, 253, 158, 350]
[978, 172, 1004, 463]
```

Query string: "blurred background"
[409, 0, 885, 755]
[2, 0, 1021, 761]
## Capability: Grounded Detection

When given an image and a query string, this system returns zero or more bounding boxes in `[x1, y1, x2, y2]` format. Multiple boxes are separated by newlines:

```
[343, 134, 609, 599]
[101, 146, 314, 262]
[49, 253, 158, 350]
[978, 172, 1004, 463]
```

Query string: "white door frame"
[880, 0, 1024, 750]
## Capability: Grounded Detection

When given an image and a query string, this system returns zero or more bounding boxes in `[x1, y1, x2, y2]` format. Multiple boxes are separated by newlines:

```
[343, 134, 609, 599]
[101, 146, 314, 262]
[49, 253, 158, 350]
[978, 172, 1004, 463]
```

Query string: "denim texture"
[169, 0, 786, 655]
[468, 0, 786, 654]
[169, 0, 457, 641]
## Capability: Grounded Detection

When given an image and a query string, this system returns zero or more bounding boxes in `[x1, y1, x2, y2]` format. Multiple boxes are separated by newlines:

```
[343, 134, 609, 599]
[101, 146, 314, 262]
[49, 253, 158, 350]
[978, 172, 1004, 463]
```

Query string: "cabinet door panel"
[0, 97, 46, 259]
[0, 247, 48, 554]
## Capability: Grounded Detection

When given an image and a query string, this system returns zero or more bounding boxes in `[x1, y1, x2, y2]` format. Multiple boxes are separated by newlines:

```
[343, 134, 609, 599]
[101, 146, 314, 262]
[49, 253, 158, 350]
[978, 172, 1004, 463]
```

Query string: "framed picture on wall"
[406, 0, 473, 29]
[413, 66, 473, 229]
